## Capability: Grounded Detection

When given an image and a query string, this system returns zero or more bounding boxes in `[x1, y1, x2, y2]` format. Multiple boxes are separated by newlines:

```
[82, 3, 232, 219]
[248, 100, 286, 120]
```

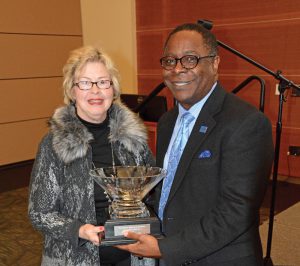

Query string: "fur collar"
[49, 101, 148, 164]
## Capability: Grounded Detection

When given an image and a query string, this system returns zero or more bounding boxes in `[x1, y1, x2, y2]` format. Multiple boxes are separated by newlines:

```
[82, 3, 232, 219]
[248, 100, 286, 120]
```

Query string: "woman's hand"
[79, 224, 104, 246]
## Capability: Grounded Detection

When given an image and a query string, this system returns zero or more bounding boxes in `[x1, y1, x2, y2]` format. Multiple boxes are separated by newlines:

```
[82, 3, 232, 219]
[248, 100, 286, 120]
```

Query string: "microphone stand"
[197, 19, 300, 266]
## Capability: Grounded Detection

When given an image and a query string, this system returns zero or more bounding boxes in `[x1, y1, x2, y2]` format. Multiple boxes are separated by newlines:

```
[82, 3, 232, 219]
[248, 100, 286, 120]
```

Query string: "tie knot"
[181, 112, 194, 126]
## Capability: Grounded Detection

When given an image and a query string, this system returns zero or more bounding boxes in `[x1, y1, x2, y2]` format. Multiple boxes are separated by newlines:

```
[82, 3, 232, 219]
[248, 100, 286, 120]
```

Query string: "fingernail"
[99, 226, 105, 231]
[123, 230, 128, 236]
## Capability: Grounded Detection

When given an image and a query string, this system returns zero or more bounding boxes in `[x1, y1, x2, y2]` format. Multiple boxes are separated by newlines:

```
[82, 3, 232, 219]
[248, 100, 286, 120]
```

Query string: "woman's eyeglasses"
[74, 80, 113, 90]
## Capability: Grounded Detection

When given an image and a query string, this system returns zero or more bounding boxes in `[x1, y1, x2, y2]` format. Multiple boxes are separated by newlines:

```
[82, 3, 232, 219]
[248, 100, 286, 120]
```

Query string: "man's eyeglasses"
[74, 80, 113, 91]
[160, 55, 216, 70]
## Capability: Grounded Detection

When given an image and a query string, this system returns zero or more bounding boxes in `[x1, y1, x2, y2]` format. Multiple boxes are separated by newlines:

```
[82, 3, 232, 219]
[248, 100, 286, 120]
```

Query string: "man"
[117, 23, 274, 266]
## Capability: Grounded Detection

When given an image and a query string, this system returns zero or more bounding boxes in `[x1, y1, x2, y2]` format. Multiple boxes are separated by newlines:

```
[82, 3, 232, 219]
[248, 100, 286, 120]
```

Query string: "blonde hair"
[62, 46, 121, 104]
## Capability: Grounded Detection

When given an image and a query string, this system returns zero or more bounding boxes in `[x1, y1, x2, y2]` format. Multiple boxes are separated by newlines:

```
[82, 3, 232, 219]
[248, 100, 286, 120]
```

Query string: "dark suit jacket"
[154, 83, 274, 266]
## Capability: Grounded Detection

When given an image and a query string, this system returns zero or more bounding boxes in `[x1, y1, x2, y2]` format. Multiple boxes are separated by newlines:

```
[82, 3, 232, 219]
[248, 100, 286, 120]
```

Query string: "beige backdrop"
[0, 0, 83, 165]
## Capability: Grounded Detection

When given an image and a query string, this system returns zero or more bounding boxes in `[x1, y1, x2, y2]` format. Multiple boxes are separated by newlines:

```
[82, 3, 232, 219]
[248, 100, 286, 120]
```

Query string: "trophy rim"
[90, 165, 167, 179]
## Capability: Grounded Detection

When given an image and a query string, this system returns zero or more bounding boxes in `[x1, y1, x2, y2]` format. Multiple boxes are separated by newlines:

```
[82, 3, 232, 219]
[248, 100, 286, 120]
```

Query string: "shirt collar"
[178, 81, 217, 119]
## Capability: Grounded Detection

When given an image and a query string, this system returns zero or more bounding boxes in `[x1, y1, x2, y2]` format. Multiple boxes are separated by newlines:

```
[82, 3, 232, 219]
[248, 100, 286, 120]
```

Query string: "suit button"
[167, 217, 174, 220]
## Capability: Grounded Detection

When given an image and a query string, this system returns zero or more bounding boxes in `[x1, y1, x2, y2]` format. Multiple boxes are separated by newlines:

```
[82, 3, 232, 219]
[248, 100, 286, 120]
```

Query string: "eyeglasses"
[160, 54, 216, 70]
[74, 80, 113, 91]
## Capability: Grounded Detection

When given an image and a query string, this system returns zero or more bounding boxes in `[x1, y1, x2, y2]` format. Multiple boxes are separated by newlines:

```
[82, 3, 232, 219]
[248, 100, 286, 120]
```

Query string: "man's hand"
[115, 231, 162, 258]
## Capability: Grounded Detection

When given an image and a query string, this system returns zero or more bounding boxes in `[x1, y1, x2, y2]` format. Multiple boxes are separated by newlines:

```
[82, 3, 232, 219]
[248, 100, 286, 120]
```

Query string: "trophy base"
[101, 215, 163, 246]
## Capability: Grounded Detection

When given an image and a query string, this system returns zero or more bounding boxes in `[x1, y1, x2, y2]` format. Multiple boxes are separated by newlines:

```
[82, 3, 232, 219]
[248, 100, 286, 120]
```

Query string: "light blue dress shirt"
[163, 82, 217, 169]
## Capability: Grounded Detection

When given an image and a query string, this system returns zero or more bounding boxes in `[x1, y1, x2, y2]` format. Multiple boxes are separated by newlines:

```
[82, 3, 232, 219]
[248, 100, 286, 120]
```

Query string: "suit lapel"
[166, 109, 216, 202]
[154, 108, 178, 211]
[156, 108, 178, 167]
[166, 84, 227, 203]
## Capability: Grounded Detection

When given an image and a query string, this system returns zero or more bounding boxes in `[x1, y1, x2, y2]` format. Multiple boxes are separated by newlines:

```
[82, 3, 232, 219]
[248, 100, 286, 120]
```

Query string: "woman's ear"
[70, 87, 76, 103]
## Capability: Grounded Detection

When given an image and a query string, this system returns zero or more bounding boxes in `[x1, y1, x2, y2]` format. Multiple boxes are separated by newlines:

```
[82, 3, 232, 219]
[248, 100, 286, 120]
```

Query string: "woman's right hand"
[79, 224, 104, 246]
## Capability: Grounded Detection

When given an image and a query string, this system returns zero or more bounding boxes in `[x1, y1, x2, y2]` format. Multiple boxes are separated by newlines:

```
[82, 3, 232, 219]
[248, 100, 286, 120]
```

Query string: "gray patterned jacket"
[28, 102, 155, 266]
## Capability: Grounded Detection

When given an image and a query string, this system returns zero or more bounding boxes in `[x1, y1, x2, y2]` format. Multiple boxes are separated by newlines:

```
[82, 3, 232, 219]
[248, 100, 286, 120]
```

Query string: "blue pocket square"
[198, 150, 212, 158]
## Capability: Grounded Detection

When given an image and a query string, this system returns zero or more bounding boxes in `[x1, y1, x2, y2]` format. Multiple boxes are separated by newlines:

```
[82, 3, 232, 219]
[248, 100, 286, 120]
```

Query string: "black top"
[78, 115, 116, 225]
[78, 114, 130, 265]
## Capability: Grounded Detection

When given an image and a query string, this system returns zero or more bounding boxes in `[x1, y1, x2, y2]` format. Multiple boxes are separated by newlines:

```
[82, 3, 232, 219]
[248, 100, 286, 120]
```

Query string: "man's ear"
[213, 55, 220, 73]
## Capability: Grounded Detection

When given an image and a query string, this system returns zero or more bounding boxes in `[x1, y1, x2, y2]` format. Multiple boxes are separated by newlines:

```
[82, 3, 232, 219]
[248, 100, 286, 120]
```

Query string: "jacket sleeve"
[158, 111, 274, 265]
[28, 135, 84, 248]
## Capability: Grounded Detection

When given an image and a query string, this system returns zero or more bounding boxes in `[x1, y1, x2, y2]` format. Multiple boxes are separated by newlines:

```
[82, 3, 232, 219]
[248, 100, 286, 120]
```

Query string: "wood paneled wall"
[0, 1, 83, 165]
[136, 0, 300, 178]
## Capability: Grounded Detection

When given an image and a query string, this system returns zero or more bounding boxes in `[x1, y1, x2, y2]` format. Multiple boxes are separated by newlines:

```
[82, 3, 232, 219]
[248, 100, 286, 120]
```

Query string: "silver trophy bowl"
[90, 166, 166, 219]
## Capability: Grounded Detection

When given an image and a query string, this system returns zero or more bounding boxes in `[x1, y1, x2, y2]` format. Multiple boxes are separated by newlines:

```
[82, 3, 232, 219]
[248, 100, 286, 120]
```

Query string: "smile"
[88, 99, 104, 104]
[172, 80, 193, 86]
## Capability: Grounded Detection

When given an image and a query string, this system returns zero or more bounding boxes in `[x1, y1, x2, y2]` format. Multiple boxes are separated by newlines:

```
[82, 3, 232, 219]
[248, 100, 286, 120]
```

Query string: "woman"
[28, 46, 155, 266]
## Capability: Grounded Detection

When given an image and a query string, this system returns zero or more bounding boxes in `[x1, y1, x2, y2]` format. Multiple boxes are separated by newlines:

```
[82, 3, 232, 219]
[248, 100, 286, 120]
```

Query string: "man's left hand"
[115, 231, 162, 258]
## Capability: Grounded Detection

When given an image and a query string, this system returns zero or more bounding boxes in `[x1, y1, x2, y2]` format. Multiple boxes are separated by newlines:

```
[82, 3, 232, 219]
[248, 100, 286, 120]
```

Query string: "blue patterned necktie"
[158, 112, 195, 220]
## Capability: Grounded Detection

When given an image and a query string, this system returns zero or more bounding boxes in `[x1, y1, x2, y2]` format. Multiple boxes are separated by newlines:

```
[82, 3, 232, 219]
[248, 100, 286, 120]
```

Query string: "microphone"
[197, 19, 213, 30]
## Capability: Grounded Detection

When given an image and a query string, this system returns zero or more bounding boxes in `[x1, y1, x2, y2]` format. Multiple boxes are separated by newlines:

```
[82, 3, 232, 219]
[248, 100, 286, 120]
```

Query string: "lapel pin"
[199, 125, 208, 134]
